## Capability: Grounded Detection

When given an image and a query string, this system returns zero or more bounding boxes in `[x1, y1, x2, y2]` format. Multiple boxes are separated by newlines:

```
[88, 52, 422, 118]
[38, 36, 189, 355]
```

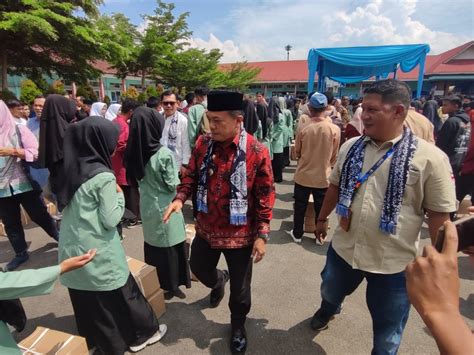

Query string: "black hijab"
[38, 94, 77, 168]
[422, 100, 443, 134]
[59, 117, 120, 209]
[124, 106, 165, 183]
[268, 96, 282, 123]
[242, 99, 259, 135]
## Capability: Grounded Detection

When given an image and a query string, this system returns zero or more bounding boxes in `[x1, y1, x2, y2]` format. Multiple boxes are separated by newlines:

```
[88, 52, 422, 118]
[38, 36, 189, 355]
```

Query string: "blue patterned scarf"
[196, 129, 248, 225]
[336, 128, 418, 234]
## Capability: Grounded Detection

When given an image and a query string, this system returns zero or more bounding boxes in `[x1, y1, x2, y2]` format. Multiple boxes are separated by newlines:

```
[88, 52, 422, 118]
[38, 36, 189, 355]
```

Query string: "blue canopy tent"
[307, 44, 430, 98]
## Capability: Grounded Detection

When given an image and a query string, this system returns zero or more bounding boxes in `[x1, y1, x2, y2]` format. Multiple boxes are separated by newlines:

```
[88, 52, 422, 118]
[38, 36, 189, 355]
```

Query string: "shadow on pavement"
[161, 297, 326, 354]
[208, 317, 326, 354]
[276, 192, 294, 203]
[459, 294, 474, 320]
[13, 314, 78, 343]
[458, 256, 474, 281]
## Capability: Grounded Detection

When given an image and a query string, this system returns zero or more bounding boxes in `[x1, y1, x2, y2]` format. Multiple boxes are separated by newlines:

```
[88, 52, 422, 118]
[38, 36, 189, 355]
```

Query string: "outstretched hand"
[162, 200, 183, 224]
[60, 249, 97, 274]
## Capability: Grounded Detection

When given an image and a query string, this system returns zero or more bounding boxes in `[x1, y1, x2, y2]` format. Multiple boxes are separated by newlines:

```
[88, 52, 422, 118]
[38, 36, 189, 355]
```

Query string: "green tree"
[158, 48, 223, 91]
[121, 86, 139, 101]
[217, 62, 261, 91]
[144, 85, 159, 98]
[76, 84, 98, 101]
[47, 80, 66, 95]
[20, 79, 42, 104]
[0, 1, 104, 90]
[94, 13, 139, 80]
[135, 0, 192, 89]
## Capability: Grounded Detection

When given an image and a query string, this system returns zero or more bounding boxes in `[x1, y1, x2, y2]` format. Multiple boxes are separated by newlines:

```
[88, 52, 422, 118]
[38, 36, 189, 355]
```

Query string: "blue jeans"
[319, 244, 410, 355]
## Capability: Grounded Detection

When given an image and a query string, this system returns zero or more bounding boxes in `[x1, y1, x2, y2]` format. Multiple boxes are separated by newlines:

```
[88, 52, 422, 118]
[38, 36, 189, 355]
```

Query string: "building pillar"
[122, 78, 127, 92]
[72, 82, 77, 97]
[99, 77, 105, 101]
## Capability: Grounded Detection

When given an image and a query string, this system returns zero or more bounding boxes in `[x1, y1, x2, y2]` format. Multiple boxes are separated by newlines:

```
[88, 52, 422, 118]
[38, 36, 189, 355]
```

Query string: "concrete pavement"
[1, 162, 473, 354]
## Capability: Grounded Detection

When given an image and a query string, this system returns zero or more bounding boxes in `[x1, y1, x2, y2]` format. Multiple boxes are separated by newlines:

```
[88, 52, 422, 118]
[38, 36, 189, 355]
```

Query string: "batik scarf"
[167, 112, 179, 153]
[197, 129, 248, 225]
[336, 127, 418, 235]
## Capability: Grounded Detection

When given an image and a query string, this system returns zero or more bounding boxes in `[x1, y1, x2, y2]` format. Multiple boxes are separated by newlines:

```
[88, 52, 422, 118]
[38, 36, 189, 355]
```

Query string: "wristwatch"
[257, 233, 270, 242]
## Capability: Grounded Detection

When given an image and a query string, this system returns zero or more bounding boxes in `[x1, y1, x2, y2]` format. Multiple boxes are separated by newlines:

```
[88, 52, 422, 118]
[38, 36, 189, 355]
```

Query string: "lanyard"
[354, 143, 398, 190]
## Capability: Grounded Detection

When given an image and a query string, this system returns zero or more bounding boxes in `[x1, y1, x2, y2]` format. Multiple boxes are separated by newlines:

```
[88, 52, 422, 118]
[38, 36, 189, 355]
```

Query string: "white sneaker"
[129, 324, 167, 353]
[290, 230, 302, 244]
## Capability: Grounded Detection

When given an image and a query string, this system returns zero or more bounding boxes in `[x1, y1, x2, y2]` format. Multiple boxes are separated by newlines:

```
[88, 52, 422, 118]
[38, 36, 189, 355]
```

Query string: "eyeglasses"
[162, 101, 176, 106]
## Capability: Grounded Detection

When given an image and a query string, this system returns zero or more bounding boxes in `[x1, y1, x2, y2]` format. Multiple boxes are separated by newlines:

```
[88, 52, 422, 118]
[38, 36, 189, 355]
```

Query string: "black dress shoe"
[210, 270, 229, 308]
[230, 328, 247, 353]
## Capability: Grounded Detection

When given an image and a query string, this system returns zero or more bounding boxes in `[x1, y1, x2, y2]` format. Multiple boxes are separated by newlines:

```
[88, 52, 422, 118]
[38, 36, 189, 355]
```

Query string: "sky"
[101, 0, 474, 63]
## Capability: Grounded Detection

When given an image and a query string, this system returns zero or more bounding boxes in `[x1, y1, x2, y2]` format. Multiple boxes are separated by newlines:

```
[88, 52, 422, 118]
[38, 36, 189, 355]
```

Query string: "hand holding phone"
[435, 215, 474, 252]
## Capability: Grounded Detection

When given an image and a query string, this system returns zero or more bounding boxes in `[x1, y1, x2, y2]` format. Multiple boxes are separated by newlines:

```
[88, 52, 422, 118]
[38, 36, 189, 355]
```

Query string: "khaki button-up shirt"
[294, 119, 340, 188]
[329, 135, 456, 274]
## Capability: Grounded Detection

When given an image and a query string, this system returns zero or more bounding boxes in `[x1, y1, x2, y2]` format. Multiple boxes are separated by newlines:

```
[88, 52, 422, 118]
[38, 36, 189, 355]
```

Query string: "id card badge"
[339, 208, 352, 232]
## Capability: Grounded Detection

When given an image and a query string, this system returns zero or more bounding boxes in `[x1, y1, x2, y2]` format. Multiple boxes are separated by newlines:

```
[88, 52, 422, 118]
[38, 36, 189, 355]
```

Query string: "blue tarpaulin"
[307, 44, 430, 98]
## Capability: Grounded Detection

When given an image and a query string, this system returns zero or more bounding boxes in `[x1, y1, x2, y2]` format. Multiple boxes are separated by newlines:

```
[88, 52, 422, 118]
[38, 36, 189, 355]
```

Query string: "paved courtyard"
[1, 162, 473, 354]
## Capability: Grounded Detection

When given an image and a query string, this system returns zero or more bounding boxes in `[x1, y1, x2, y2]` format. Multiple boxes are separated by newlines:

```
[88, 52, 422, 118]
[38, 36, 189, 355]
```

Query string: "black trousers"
[293, 183, 327, 239]
[272, 152, 284, 182]
[283, 146, 290, 166]
[121, 185, 140, 220]
[455, 174, 474, 204]
[190, 236, 253, 329]
[0, 190, 58, 255]
[68, 274, 159, 354]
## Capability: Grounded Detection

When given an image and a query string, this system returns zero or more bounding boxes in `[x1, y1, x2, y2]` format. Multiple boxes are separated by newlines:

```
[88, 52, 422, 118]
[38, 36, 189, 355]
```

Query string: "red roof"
[219, 41, 474, 83]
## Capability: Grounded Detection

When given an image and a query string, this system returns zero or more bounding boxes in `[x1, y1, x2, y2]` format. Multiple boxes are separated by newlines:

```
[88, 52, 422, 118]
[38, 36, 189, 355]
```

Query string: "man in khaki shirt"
[310, 79, 456, 355]
[291, 92, 340, 243]
[404, 108, 435, 143]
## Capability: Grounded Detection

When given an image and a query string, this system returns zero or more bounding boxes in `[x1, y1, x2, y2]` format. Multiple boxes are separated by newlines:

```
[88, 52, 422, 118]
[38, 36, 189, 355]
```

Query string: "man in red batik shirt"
[164, 91, 275, 354]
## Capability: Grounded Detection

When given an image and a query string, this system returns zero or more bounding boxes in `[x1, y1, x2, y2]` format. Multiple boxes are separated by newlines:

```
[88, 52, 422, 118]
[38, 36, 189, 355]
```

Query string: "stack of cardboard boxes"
[127, 257, 166, 318]
[18, 257, 166, 353]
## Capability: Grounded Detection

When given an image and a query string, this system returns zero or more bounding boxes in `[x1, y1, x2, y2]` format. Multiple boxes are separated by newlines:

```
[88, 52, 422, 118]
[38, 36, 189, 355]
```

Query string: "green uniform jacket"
[59, 172, 129, 291]
[271, 113, 286, 154]
[283, 109, 294, 147]
[187, 103, 206, 149]
[0, 266, 60, 355]
[139, 148, 186, 248]
[256, 121, 274, 160]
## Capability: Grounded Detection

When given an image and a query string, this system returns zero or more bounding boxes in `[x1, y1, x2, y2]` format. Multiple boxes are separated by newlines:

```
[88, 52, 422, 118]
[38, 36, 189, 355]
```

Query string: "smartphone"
[435, 215, 474, 252]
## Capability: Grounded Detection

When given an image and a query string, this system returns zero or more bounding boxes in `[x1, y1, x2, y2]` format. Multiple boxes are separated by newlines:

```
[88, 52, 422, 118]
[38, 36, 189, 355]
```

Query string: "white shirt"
[15, 117, 27, 126]
[160, 111, 191, 168]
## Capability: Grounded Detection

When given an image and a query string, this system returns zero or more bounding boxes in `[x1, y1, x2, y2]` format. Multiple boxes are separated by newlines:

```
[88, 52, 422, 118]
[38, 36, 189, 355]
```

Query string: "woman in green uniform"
[58, 117, 166, 354]
[278, 97, 293, 166]
[269, 97, 285, 182]
[125, 107, 190, 300]
[0, 250, 95, 355]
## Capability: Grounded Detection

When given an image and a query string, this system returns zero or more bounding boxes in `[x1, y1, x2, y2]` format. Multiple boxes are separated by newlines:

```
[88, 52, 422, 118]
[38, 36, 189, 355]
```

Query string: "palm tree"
[285, 44, 292, 61]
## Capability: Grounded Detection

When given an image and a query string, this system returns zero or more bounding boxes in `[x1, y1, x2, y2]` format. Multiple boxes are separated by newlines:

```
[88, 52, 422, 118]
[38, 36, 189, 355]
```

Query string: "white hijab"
[89, 102, 107, 117]
[105, 104, 121, 121]
[348, 105, 364, 134]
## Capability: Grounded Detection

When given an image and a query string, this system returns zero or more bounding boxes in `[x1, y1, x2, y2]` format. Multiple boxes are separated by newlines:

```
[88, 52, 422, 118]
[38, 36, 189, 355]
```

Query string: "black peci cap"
[207, 90, 243, 111]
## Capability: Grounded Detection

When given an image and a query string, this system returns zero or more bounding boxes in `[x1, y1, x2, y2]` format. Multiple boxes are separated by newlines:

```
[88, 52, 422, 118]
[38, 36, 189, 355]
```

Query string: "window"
[110, 91, 121, 102]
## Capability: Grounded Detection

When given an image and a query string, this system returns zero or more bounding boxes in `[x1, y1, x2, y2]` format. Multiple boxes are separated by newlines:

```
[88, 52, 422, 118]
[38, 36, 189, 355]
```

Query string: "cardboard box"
[0, 222, 5, 237]
[127, 257, 160, 298]
[20, 206, 31, 226]
[18, 327, 88, 355]
[148, 289, 166, 318]
[458, 198, 472, 215]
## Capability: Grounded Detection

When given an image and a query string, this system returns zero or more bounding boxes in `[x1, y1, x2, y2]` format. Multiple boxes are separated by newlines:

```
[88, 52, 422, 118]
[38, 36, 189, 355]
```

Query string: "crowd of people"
[0, 79, 473, 354]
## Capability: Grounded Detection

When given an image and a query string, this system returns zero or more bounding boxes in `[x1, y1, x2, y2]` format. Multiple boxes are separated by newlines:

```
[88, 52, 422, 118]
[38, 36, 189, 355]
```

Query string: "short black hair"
[6, 99, 22, 108]
[194, 87, 209, 97]
[83, 99, 93, 106]
[121, 99, 139, 113]
[323, 91, 335, 105]
[443, 95, 462, 108]
[470, 101, 474, 109]
[363, 79, 411, 109]
[176, 94, 183, 102]
[160, 90, 176, 101]
[34, 95, 46, 100]
[146, 96, 160, 108]
[184, 92, 195, 103]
